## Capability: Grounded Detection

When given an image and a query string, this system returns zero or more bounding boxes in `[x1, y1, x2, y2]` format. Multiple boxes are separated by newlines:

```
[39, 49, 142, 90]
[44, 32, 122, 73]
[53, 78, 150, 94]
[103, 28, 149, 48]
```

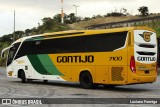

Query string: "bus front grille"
[111, 67, 124, 81]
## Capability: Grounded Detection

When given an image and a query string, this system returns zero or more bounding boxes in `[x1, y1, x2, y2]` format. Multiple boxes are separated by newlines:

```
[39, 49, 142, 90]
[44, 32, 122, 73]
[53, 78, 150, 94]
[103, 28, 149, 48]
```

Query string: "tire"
[21, 71, 26, 83]
[80, 72, 94, 89]
[44, 80, 48, 83]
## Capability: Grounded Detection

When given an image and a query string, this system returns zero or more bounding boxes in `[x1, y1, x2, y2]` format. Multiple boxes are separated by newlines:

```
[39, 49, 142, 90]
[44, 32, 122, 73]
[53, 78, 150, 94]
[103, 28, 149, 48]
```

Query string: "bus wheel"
[21, 71, 26, 83]
[44, 80, 48, 83]
[80, 72, 93, 89]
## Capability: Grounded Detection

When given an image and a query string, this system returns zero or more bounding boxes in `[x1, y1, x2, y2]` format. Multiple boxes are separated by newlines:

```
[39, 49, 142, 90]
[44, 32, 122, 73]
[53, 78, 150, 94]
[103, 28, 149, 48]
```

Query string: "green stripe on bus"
[27, 54, 63, 75]
[37, 54, 63, 75]
[26, 37, 44, 41]
[27, 55, 51, 75]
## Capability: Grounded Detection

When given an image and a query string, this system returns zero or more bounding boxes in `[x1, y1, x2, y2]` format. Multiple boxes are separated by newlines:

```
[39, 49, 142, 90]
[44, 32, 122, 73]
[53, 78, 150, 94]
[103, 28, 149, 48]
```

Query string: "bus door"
[7, 43, 21, 77]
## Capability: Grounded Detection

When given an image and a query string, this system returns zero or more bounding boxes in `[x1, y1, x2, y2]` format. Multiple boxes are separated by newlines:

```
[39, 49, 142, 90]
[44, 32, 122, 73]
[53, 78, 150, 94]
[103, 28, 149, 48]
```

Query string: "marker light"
[130, 55, 136, 73]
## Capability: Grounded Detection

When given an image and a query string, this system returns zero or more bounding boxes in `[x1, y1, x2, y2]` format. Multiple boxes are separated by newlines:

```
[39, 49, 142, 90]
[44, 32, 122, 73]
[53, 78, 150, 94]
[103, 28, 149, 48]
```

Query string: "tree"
[0, 34, 13, 43]
[83, 17, 90, 21]
[76, 16, 82, 22]
[91, 15, 96, 19]
[53, 14, 61, 23]
[15, 31, 24, 40]
[67, 13, 76, 23]
[138, 6, 149, 16]
[25, 29, 32, 36]
[42, 17, 52, 24]
[104, 8, 128, 17]
[31, 27, 39, 35]
[120, 8, 127, 15]
[42, 18, 55, 31]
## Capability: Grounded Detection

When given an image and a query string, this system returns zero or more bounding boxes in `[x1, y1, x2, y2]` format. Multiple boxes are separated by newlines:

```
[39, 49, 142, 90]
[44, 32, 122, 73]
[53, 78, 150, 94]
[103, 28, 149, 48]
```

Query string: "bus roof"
[42, 26, 155, 36]
[12, 26, 155, 44]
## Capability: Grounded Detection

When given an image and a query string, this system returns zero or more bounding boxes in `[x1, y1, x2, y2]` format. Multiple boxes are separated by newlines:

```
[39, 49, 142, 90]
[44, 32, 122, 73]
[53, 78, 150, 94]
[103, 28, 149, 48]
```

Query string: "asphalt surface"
[0, 67, 160, 107]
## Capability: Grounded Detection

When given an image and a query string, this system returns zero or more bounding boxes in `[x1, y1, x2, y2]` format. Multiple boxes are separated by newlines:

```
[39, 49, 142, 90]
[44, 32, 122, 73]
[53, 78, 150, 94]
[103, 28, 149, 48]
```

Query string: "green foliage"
[0, 42, 10, 66]
[138, 6, 149, 16]
[83, 17, 90, 21]
[66, 13, 76, 23]
[53, 13, 81, 24]
[133, 20, 160, 37]
[0, 34, 12, 43]
[14, 31, 24, 40]
[155, 28, 160, 37]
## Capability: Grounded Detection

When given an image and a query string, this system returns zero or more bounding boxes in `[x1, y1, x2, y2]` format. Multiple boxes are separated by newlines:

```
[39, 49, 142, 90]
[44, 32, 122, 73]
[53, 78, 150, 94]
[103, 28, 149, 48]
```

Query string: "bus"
[1, 26, 157, 89]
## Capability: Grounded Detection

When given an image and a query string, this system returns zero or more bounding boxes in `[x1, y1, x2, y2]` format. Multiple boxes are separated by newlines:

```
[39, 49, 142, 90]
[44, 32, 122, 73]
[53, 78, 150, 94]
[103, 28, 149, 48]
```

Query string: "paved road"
[0, 67, 160, 107]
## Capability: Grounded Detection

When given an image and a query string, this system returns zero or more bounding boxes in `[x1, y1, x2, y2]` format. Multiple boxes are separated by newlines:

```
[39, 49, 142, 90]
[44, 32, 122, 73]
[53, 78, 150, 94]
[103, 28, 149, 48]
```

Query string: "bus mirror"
[1, 46, 11, 58]
[1, 52, 4, 58]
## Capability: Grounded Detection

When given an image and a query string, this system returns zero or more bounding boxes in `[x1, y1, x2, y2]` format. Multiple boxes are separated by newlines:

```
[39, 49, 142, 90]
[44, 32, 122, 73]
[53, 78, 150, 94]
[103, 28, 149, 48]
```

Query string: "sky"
[0, 0, 160, 36]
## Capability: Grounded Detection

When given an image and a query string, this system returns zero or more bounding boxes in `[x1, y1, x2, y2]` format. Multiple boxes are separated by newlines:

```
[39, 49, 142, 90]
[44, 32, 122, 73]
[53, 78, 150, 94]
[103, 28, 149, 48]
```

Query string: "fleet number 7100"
[109, 56, 122, 61]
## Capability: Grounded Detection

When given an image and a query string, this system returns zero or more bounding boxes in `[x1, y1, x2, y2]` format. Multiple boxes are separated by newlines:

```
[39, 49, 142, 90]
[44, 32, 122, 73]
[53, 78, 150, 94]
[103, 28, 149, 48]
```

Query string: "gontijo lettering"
[137, 56, 156, 61]
[57, 55, 94, 63]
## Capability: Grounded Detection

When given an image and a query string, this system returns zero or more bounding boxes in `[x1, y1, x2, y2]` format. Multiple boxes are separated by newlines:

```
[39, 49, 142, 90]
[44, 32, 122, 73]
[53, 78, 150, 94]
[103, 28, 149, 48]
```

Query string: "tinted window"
[15, 31, 127, 59]
[7, 43, 20, 66]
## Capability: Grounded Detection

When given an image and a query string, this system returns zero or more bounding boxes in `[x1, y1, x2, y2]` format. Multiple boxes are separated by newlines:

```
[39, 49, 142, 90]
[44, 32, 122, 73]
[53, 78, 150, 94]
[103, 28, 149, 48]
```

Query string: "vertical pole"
[73, 5, 79, 23]
[61, 0, 64, 24]
[13, 10, 15, 42]
[75, 6, 77, 22]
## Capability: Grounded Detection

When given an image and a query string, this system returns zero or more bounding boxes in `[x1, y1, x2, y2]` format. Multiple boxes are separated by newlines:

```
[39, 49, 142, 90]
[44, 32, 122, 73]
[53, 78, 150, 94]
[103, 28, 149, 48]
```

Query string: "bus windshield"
[7, 43, 20, 66]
